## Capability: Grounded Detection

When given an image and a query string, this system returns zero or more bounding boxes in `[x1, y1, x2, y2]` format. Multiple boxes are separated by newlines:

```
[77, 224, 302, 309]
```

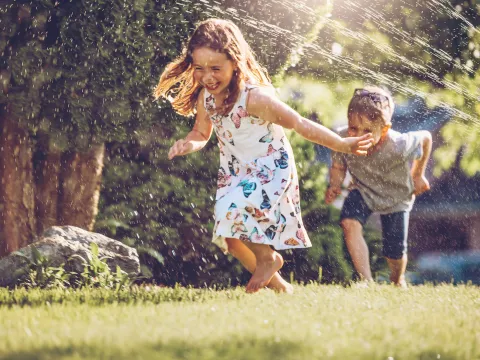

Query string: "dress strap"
[203, 88, 210, 107]
[238, 83, 258, 110]
[203, 88, 216, 116]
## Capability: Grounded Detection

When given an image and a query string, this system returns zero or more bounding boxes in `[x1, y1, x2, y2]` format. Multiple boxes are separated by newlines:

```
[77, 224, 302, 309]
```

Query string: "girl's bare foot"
[246, 252, 283, 293]
[268, 274, 294, 294]
[268, 278, 293, 294]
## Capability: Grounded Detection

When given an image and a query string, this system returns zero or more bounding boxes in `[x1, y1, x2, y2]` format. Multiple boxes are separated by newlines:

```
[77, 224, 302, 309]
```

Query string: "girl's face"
[192, 47, 236, 97]
[347, 114, 386, 146]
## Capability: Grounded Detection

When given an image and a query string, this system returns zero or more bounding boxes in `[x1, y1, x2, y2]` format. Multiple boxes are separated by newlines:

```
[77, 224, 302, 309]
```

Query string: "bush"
[13, 244, 134, 290]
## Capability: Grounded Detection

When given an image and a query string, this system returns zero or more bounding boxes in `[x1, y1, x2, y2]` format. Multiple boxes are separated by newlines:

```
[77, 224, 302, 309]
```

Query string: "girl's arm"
[247, 88, 372, 155]
[411, 130, 432, 195]
[168, 90, 213, 160]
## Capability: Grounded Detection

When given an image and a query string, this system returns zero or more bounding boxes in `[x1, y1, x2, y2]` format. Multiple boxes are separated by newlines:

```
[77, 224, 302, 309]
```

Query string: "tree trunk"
[58, 144, 105, 231]
[0, 110, 36, 256]
[34, 136, 61, 235]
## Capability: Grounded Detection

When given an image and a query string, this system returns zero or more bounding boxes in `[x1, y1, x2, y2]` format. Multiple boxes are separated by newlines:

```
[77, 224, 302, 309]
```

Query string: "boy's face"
[347, 114, 386, 146]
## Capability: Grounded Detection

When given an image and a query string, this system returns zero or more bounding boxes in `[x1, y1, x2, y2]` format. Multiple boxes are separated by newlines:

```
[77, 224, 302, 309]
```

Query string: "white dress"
[206, 84, 312, 252]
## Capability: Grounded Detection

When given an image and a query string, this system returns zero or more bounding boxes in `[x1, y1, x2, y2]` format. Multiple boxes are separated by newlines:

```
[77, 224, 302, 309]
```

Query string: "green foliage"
[12, 243, 134, 290]
[290, 0, 480, 174]
[277, 77, 364, 127]
[0, 1, 58, 129]
[1, 0, 330, 150]
[271, 0, 334, 86]
[13, 247, 71, 289]
[296, 0, 480, 80]
[69, 243, 134, 290]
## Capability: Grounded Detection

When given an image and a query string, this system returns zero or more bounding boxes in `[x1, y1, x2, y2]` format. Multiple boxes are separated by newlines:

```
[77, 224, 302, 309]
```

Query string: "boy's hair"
[154, 18, 271, 116]
[347, 86, 394, 126]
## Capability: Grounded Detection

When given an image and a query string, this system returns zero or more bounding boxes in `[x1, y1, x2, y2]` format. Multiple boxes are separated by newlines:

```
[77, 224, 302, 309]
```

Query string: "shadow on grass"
[0, 342, 465, 360]
[0, 339, 304, 360]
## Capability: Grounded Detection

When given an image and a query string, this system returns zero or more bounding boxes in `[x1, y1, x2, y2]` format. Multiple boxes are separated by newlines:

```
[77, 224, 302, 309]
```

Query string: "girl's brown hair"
[154, 18, 271, 116]
[347, 86, 395, 126]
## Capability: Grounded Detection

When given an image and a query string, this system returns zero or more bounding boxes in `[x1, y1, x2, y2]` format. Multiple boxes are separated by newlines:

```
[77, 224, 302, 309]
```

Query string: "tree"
[0, 2, 54, 255]
[0, 0, 199, 254]
[0, 0, 210, 254]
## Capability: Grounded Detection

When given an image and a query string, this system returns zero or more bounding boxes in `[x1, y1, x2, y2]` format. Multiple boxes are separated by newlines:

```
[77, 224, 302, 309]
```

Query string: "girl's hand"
[412, 174, 430, 195]
[168, 139, 193, 160]
[325, 186, 342, 204]
[342, 133, 374, 155]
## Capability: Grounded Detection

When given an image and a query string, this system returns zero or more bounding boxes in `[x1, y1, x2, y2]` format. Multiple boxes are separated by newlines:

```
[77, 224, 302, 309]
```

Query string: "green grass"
[0, 284, 478, 360]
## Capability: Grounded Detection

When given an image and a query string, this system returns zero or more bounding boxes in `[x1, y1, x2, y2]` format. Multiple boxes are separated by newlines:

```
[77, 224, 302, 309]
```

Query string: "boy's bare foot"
[393, 280, 408, 289]
[246, 252, 283, 293]
[352, 279, 374, 289]
[390, 274, 408, 289]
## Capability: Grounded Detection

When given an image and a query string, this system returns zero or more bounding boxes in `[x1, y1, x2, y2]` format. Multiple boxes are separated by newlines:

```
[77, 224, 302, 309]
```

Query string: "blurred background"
[1, 0, 479, 286]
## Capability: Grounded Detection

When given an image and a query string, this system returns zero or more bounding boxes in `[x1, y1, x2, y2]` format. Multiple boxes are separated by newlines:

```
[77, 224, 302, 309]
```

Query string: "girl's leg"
[341, 218, 373, 281]
[241, 241, 284, 293]
[226, 238, 292, 293]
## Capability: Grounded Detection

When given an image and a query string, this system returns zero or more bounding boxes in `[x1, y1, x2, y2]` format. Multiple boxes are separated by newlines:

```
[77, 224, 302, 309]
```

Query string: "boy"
[325, 86, 432, 287]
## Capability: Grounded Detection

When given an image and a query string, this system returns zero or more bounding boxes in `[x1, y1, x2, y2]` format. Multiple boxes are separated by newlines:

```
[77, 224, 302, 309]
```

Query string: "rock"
[0, 226, 140, 287]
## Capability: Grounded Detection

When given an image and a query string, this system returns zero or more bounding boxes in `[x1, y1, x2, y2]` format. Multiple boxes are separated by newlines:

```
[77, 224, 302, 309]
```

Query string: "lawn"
[0, 284, 478, 360]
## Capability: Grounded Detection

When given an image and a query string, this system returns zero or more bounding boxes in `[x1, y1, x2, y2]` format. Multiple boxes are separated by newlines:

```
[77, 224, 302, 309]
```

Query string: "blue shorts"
[340, 189, 409, 260]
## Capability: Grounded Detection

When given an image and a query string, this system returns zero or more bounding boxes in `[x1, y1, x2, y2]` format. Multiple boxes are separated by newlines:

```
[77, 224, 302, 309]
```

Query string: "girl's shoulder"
[245, 83, 276, 97]
[245, 84, 276, 111]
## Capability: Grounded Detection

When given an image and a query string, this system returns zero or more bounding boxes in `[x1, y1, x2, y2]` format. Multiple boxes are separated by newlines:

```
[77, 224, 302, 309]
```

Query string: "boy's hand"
[325, 186, 342, 204]
[342, 133, 373, 155]
[412, 174, 430, 195]
[168, 139, 193, 160]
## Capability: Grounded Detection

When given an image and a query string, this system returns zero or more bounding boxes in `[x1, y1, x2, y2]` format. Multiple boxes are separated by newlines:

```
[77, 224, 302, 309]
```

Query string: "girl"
[154, 18, 372, 293]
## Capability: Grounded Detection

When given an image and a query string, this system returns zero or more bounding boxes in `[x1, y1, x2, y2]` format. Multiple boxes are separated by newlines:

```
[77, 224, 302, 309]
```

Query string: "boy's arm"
[325, 160, 347, 204]
[168, 90, 213, 160]
[411, 130, 432, 195]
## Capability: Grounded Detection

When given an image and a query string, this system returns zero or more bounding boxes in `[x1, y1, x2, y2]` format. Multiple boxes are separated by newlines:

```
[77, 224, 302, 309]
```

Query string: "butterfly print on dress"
[230, 106, 249, 129]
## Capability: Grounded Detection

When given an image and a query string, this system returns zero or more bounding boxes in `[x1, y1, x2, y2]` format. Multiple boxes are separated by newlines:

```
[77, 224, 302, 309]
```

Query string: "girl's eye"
[195, 67, 202, 70]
